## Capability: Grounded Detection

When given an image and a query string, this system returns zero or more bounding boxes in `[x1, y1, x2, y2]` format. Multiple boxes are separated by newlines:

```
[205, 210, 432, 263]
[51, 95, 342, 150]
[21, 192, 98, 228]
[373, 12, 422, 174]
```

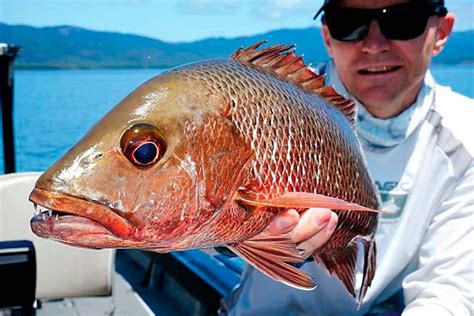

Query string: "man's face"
[321, 0, 454, 118]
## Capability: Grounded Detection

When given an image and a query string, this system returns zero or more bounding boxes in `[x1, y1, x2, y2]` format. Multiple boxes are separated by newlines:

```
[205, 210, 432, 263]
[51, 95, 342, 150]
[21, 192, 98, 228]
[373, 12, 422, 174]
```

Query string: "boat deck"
[36, 274, 153, 316]
[32, 249, 244, 316]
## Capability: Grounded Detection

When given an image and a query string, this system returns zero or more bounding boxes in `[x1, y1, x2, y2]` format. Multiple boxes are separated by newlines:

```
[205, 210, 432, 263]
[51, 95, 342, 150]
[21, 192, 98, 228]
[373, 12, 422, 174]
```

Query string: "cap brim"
[313, 7, 324, 20]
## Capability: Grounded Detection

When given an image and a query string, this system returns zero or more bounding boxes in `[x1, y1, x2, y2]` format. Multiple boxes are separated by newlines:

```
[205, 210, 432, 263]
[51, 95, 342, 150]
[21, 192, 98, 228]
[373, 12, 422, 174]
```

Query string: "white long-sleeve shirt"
[223, 62, 474, 315]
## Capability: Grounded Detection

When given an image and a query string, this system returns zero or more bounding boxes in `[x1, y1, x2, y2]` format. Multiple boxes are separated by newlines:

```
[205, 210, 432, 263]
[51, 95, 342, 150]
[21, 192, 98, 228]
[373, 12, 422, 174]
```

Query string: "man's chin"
[354, 89, 408, 119]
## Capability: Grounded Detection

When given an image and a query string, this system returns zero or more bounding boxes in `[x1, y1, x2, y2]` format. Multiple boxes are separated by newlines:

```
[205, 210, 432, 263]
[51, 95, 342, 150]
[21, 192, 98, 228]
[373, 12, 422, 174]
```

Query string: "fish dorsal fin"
[231, 41, 357, 125]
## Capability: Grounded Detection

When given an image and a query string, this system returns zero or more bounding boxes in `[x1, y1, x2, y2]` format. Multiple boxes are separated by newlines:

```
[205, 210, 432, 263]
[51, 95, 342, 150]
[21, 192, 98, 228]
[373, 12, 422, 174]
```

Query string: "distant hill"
[0, 23, 472, 69]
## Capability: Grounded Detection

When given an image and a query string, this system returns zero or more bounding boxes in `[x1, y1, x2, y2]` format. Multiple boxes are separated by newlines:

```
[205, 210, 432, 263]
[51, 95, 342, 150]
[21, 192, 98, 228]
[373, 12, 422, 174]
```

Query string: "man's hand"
[263, 208, 338, 259]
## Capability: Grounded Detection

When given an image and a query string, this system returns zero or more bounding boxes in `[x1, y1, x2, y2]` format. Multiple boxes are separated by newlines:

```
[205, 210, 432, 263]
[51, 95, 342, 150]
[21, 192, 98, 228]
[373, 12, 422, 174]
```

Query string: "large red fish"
[29, 42, 382, 303]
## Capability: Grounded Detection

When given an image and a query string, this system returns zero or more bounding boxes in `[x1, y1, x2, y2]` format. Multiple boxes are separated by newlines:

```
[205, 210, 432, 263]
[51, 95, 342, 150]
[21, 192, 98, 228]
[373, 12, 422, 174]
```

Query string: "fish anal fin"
[230, 42, 356, 125]
[315, 244, 359, 298]
[229, 234, 316, 290]
[314, 236, 377, 308]
[237, 191, 388, 214]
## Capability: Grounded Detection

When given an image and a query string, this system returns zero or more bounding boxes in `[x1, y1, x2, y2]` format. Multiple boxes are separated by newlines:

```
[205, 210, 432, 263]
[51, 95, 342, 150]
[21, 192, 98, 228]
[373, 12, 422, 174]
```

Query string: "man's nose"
[361, 20, 390, 54]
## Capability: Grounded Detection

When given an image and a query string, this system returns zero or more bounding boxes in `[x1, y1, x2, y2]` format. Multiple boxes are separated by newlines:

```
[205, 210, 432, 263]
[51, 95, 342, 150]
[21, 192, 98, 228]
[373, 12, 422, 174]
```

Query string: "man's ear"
[433, 12, 454, 56]
[321, 25, 334, 57]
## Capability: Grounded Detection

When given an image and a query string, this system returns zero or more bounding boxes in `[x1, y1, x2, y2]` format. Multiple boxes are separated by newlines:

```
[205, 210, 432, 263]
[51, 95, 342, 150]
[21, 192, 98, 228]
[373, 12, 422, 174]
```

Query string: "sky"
[1, 0, 473, 43]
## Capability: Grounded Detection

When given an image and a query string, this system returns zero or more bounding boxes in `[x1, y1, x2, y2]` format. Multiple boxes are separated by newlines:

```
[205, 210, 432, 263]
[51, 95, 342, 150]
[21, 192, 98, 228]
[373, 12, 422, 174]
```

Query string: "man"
[222, 0, 473, 315]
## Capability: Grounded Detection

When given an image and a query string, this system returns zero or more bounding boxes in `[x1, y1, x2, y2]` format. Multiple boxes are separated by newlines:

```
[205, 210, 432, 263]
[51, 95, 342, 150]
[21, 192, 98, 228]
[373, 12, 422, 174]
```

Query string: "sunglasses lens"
[323, 4, 433, 42]
[380, 9, 430, 40]
[324, 9, 370, 42]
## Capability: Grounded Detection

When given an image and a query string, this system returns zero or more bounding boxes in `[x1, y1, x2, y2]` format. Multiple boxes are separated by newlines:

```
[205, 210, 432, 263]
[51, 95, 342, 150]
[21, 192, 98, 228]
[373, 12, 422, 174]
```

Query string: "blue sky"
[1, 0, 473, 42]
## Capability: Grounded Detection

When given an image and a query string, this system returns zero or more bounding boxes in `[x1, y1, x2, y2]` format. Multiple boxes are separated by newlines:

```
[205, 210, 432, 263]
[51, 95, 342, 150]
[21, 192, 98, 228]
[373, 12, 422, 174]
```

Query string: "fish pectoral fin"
[238, 192, 388, 214]
[228, 234, 316, 290]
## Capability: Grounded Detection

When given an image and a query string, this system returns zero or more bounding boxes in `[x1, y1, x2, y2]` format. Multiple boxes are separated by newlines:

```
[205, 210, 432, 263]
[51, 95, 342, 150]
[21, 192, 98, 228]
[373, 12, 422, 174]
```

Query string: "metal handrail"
[0, 43, 20, 174]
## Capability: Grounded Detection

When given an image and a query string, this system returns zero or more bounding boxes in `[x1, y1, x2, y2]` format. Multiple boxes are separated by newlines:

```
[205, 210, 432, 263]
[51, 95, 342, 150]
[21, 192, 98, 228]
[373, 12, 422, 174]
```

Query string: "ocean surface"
[1, 64, 473, 173]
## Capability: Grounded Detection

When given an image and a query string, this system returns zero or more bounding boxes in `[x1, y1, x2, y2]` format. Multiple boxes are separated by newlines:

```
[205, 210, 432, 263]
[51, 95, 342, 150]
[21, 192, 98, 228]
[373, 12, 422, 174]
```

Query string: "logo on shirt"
[375, 181, 410, 221]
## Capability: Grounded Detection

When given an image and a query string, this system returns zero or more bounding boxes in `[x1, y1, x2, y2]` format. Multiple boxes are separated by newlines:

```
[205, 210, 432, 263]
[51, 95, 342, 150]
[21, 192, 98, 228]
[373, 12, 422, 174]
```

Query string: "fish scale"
[181, 60, 376, 204]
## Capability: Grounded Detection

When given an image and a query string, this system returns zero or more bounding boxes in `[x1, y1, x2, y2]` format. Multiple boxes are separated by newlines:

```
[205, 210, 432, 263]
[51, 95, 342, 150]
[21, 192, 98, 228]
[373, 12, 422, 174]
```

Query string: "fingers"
[290, 208, 331, 243]
[261, 208, 338, 259]
[296, 211, 338, 259]
[264, 209, 300, 235]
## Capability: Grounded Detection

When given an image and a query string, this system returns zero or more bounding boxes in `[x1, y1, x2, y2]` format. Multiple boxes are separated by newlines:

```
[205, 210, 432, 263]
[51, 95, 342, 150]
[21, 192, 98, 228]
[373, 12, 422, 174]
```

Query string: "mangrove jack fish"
[30, 41, 383, 303]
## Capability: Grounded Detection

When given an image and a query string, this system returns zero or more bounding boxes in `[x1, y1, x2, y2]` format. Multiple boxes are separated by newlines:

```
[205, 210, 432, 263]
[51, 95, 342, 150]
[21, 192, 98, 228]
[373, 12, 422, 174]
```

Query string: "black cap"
[313, 0, 337, 20]
[313, 0, 446, 20]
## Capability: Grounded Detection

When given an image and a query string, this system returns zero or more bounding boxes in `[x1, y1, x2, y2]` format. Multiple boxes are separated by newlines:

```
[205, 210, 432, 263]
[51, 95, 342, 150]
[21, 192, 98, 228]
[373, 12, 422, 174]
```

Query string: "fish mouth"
[29, 188, 136, 248]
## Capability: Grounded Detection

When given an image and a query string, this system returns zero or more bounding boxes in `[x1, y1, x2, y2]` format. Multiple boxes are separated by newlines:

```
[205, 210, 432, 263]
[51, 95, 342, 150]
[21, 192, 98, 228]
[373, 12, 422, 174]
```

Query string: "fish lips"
[29, 188, 136, 248]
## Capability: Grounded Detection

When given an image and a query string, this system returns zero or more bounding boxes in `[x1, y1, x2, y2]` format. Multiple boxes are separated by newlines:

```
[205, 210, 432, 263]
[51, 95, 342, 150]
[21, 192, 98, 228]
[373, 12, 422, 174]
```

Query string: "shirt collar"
[317, 61, 435, 152]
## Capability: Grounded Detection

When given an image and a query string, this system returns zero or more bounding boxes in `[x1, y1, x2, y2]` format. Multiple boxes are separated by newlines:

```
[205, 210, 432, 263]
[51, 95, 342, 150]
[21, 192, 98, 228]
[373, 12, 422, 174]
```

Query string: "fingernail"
[325, 213, 338, 232]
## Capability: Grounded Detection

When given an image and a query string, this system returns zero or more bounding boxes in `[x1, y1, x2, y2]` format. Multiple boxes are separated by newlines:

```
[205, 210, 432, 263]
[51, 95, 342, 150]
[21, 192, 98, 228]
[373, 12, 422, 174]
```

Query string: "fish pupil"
[133, 142, 158, 165]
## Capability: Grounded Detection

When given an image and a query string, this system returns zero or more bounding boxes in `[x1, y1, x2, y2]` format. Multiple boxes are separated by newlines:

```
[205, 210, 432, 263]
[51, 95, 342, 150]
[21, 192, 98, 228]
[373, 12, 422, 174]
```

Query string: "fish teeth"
[34, 204, 54, 217]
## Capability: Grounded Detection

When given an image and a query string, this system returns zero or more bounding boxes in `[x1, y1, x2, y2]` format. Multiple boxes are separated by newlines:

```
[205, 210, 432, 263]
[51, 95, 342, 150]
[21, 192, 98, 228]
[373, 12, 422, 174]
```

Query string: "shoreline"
[13, 61, 474, 71]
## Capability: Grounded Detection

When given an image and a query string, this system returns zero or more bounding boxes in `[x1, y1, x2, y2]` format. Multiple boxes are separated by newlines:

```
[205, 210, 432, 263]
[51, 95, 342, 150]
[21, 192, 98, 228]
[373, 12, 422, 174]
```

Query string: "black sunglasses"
[321, 2, 447, 42]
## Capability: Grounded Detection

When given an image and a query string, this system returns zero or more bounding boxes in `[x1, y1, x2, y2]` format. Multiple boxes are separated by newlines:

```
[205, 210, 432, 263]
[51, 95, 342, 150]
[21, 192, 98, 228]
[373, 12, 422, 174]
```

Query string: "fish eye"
[120, 123, 166, 167]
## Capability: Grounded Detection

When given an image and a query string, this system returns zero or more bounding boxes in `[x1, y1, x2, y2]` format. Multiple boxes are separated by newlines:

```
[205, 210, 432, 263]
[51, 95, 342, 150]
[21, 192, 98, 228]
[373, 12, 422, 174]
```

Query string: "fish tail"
[359, 236, 376, 309]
